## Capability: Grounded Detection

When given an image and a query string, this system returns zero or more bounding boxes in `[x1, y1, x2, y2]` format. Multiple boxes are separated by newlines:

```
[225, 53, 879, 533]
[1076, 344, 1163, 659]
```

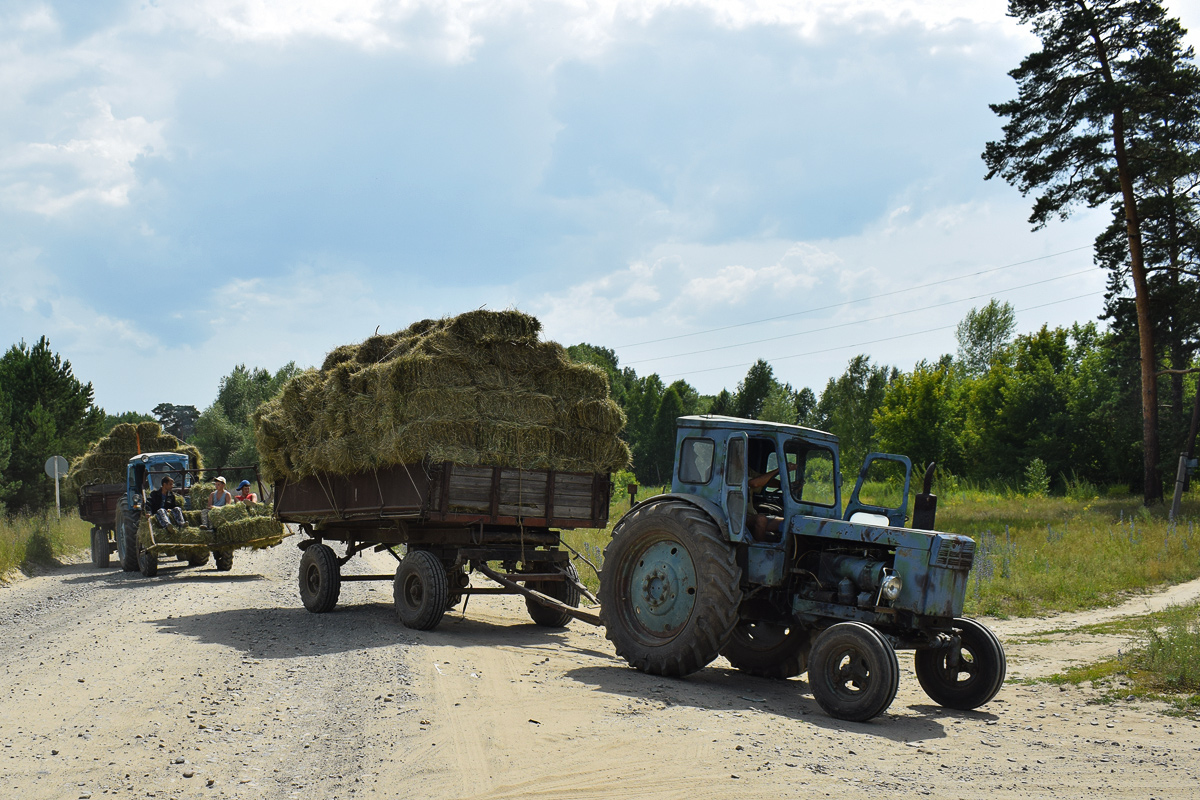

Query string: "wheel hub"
[629, 540, 696, 635]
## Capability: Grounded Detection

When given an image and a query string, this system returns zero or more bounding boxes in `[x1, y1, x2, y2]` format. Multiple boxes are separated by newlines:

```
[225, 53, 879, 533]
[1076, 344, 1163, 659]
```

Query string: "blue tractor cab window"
[678, 438, 715, 484]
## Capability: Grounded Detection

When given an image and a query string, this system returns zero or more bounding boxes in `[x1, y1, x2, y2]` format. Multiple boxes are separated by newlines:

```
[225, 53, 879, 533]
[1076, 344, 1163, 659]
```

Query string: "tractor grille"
[931, 537, 975, 570]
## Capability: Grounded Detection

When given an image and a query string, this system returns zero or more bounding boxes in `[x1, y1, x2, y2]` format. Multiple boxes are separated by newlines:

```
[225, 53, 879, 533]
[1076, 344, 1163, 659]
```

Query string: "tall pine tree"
[984, 0, 1200, 503]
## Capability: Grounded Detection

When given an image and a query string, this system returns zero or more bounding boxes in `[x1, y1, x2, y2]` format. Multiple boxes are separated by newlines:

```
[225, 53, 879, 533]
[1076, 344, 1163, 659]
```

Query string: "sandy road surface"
[2, 543, 1198, 800]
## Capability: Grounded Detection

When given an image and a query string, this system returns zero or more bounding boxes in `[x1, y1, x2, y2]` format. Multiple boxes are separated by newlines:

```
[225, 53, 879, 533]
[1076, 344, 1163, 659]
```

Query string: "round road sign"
[44, 455, 70, 479]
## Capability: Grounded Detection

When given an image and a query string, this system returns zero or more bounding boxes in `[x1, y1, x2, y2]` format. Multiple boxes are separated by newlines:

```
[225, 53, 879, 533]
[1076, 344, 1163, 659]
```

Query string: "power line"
[617, 244, 1094, 349]
[627, 266, 1096, 366]
[658, 291, 1103, 380]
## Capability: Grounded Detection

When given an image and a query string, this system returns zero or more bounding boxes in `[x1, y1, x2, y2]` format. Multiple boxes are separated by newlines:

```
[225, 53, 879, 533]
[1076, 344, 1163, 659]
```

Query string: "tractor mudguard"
[620, 493, 732, 541]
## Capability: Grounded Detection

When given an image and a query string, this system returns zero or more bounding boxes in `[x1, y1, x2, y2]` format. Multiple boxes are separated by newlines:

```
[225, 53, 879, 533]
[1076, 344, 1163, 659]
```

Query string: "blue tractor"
[598, 415, 1004, 722]
[111, 452, 230, 573]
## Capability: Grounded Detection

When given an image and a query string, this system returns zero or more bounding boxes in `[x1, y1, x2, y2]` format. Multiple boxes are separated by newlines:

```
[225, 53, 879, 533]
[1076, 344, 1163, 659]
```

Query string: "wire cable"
[617, 244, 1094, 349]
[627, 266, 1097, 366]
[659, 291, 1103, 379]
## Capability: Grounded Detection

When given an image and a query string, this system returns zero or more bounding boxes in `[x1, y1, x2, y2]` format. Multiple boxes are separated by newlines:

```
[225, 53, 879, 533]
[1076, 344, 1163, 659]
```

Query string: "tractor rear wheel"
[115, 497, 139, 572]
[599, 500, 741, 677]
[808, 622, 899, 722]
[298, 544, 339, 612]
[914, 618, 1006, 710]
[524, 562, 581, 628]
[394, 550, 449, 631]
[721, 619, 812, 679]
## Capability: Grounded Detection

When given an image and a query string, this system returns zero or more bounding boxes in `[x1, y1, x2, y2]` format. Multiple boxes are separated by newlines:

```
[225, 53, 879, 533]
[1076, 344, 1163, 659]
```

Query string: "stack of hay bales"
[138, 503, 288, 554]
[252, 310, 630, 483]
[66, 421, 203, 492]
[208, 503, 287, 548]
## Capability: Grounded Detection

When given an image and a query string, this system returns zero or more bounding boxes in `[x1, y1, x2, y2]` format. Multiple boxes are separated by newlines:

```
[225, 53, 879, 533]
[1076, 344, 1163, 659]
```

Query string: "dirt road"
[2, 543, 1198, 800]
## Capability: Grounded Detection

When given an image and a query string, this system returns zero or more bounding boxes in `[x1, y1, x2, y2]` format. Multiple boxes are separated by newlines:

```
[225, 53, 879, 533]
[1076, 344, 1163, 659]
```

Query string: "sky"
[3, 0, 1200, 414]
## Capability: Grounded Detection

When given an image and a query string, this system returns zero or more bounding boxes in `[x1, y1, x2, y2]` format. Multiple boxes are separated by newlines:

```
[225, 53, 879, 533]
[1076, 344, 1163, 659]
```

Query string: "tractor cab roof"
[677, 415, 839, 446]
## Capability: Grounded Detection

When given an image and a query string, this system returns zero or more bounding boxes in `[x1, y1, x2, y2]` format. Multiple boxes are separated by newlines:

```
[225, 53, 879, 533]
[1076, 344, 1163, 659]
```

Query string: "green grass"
[0, 511, 92, 578]
[563, 479, 1200, 617]
[1047, 602, 1200, 714]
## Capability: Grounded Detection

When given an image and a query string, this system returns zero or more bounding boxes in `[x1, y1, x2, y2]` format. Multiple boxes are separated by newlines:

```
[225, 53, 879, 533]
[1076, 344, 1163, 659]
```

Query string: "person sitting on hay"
[149, 476, 186, 529]
[208, 476, 232, 508]
[234, 479, 257, 504]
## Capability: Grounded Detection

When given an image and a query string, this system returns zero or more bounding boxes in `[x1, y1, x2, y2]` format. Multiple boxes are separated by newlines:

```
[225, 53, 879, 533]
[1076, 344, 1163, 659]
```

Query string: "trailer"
[79, 483, 124, 567]
[274, 461, 610, 631]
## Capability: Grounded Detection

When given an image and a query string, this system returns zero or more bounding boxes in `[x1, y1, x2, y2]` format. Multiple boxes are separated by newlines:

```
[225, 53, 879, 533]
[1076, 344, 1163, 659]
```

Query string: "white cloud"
[0, 97, 165, 215]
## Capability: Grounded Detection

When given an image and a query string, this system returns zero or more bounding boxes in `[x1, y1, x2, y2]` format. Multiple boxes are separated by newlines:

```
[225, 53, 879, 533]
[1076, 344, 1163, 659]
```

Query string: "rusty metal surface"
[77, 484, 123, 527]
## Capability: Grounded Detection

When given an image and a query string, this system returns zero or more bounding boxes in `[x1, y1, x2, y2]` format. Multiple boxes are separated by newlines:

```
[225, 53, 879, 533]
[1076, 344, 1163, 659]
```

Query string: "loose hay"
[253, 310, 630, 482]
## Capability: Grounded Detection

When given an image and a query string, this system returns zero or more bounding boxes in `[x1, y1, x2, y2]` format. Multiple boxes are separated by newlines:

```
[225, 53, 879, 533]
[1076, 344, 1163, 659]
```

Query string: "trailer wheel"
[90, 527, 111, 568]
[115, 497, 139, 572]
[138, 543, 159, 578]
[721, 620, 812, 679]
[394, 550, 448, 631]
[524, 562, 581, 628]
[213, 549, 234, 572]
[808, 622, 899, 722]
[187, 551, 210, 568]
[599, 500, 742, 677]
[298, 544, 339, 612]
[914, 618, 1006, 710]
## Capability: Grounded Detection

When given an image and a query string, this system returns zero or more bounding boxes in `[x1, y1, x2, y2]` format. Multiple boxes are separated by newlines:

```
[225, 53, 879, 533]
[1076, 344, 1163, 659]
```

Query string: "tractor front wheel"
[599, 500, 741, 677]
[808, 622, 899, 722]
[914, 618, 1006, 710]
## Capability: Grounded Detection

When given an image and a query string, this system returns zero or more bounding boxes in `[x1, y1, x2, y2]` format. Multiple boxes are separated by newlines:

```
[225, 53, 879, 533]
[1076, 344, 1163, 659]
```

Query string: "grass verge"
[0, 511, 92, 578]
[1046, 602, 1200, 715]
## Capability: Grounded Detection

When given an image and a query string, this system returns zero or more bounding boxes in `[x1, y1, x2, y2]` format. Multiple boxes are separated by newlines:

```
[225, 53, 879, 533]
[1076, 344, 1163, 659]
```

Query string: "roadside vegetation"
[1047, 602, 1200, 713]
[0, 511, 91, 578]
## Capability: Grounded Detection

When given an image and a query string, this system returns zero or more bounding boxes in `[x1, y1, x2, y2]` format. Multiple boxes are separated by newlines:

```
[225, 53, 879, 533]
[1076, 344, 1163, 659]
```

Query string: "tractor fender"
[617, 493, 731, 541]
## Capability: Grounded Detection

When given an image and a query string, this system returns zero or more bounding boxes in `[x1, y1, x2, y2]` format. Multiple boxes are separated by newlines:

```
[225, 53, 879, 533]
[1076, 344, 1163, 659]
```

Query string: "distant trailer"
[273, 462, 610, 631]
[78, 483, 124, 568]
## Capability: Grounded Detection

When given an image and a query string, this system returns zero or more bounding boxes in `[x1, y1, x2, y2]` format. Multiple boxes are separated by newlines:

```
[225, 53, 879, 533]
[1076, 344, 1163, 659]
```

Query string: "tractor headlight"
[880, 574, 902, 602]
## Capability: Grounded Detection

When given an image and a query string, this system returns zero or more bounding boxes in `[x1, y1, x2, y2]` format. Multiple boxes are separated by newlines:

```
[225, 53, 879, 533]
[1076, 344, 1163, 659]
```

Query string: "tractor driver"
[149, 476, 186, 529]
[746, 438, 784, 542]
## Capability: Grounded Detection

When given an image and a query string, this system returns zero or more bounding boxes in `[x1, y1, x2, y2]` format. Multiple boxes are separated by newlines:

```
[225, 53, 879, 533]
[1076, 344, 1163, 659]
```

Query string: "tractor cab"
[125, 452, 192, 512]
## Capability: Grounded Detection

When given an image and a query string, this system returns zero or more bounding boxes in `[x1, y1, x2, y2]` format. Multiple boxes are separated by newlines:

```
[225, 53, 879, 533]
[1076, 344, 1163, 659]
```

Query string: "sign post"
[44, 456, 70, 520]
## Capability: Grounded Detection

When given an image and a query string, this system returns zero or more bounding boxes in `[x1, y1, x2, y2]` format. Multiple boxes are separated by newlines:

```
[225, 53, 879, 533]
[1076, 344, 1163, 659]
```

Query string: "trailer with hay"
[134, 497, 289, 578]
[254, 310, 629, 631]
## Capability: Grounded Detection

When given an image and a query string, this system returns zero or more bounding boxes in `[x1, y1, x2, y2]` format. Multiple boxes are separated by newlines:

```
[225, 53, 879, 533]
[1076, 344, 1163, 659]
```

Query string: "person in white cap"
[208, 476, 233, 509]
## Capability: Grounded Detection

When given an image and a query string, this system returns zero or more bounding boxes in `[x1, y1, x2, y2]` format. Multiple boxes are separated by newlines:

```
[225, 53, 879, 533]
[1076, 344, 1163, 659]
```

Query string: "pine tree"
[984, 0, 1200, 503]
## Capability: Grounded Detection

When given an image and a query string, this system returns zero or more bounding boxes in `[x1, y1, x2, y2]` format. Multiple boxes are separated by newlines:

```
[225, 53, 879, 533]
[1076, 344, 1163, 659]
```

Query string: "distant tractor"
[599, 415, 1004, 722]
[79, 452, 223, 572]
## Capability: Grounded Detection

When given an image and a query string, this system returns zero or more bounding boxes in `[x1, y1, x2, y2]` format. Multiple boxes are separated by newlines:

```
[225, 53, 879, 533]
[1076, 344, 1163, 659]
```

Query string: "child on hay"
[234, 479, 257, 504]
[149, 476, 186, 528]
[208, 477, 233, 508]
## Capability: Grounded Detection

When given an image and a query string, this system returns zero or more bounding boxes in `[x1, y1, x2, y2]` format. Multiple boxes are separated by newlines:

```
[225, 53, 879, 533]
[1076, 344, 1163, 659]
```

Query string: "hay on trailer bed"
[66, 422, 203, 493]
[252, 310, 630, 483]
[208, 503, 287, 548]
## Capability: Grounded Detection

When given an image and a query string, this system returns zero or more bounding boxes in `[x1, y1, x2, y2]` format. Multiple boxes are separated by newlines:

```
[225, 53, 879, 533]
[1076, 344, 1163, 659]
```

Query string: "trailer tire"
[213, 549, 234, 572]
[299, 544, 339, 612]
[394, 550, 448, 631]
[187, 552, 210, 568]
[599, 500, 742, 677]
[115, 497, 139, 572]
[90, 527, 111, 568]
[524, 562, 581, 628]
[808, 622, 899, 722]
[721, 620, 812, 679]
[914, 617, 1006, 710]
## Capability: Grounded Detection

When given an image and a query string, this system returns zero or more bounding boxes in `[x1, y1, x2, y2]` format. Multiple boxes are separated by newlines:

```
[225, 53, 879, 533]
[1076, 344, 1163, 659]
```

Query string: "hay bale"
[253, 310, 628, 482]
[209, 503, 286, 547]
